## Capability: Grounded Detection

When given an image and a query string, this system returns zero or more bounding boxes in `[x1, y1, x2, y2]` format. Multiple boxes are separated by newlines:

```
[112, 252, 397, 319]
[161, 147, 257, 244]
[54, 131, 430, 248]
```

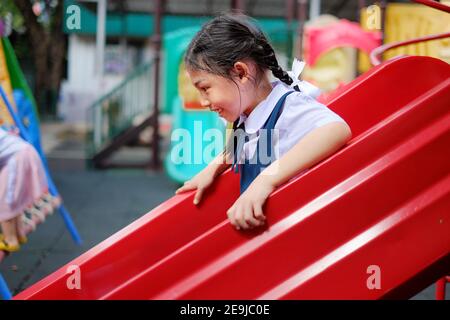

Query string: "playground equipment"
[305, 18, 381, 67]
[359, 1, 450, 72]
[1, 37, 49, 164]
[301, 0, 449, 93]
[0, 37, 82, 300]
[13, 54, 450, 299]
[436, 276, 450, 300]
[86, 61, 156, 168]
[0, 85, 81, 244]
[10, 0, 450, 300]
[0, 37, 81, 244]
[301, 15, 382, 93]
[0, 39, 15, 127]
[371, 0, 450, 300]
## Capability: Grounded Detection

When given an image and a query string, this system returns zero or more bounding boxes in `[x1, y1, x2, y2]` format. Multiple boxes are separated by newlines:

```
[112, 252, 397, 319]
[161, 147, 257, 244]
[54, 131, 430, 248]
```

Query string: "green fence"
[86, 61, 154, 157]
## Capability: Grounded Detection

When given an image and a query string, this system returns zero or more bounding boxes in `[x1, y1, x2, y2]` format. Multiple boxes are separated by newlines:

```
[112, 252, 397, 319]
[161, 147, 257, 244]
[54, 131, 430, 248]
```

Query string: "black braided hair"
[255, 39, 294, 86]
[184, 13, 296, 88]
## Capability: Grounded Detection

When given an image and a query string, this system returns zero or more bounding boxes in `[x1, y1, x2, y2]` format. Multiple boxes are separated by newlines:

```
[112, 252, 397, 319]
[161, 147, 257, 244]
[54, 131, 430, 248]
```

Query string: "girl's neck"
[243, 78, 273, 116]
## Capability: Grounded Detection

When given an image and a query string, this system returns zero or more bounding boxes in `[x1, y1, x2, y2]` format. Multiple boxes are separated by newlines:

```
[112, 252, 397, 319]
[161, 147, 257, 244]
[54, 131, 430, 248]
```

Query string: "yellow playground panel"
[0, 40, 16, 126]
[177, 61, 207, 111]
[359, 2, 450, 73]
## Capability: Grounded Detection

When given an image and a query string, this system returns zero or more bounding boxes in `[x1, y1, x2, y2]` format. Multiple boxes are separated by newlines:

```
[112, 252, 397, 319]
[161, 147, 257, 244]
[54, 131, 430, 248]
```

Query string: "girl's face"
[187, 65, 255, 122]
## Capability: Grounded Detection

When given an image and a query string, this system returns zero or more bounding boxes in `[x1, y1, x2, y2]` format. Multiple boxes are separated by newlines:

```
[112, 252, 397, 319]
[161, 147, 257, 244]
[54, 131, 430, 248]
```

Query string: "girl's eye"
[201, 87, 209, 92]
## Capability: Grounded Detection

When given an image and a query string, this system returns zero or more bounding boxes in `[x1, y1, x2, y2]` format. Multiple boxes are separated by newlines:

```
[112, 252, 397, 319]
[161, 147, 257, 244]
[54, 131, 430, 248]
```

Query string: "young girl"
[176, 13, 352, 230]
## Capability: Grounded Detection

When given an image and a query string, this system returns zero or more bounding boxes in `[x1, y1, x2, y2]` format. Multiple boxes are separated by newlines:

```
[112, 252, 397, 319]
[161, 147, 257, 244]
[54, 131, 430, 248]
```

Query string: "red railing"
[413, 0, 450, 13]
[370, 0, 450, 65]
[436, 276, 450, 300]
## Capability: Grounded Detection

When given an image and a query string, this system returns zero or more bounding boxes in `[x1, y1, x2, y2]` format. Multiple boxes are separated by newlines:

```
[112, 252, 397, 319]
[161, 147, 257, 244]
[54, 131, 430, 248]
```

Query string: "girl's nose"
[200, 98, 210, 108]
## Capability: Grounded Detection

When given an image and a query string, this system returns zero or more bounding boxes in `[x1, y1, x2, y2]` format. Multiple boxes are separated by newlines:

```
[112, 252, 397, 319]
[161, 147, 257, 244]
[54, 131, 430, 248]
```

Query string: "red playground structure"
[13, 54, 450, 299]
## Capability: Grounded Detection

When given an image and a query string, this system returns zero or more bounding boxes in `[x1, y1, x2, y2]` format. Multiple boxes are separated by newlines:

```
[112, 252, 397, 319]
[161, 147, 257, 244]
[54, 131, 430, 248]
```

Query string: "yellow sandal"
[0, 239, 21, 253]
[0, 232, 28, 244]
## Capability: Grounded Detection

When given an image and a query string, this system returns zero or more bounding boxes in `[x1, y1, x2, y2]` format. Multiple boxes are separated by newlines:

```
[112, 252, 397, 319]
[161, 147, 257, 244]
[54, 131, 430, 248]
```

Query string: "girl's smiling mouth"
[210, 106, 223, 115]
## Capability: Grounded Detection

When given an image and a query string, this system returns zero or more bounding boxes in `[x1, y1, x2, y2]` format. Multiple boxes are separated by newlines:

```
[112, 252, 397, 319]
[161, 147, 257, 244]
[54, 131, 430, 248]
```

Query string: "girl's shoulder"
[277, 90, 347, 131]
[285, 89, 325, 109]
[272, 81, 326, 112]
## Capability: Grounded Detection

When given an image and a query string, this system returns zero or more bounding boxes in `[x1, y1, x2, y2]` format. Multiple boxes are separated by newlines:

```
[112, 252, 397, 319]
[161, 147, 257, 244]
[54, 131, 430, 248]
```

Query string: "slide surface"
[15, 56, 450, 299]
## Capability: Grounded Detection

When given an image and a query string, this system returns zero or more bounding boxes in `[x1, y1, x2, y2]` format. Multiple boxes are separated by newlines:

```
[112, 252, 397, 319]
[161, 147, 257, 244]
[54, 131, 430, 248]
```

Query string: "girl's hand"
[175, 167, 216, 205]
[226, 177, 275, 230]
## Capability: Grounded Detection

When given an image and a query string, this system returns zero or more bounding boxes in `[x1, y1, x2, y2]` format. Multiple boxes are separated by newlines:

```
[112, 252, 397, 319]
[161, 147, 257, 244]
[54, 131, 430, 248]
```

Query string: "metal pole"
[286, 0, 295, 65]
[0, 273, 12, 300]
[287, 0, 295, 23]
[309, 0, 321, 21]
[358, 0, 366, 16]
[356, 0, 367, 75]
[151, 0, 164, 169]
[380, 0, 386, 44]
[297, 0, 307, 59]
[231, 0, 245, 12]
[95, 0, 106, 79]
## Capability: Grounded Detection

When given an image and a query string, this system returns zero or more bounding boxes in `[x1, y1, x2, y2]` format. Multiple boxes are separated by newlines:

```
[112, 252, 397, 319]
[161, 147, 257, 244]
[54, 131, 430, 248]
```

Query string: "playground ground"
[0, 121, 448, 299]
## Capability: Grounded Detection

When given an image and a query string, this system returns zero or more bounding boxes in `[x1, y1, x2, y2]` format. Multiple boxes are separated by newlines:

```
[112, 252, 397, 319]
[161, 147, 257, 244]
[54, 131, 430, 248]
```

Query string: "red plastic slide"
[14, 56, 450, 299]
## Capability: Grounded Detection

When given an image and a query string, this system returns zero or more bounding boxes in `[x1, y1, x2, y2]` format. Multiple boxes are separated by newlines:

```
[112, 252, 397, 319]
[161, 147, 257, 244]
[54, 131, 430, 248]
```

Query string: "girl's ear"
[232, 61, 250, 84]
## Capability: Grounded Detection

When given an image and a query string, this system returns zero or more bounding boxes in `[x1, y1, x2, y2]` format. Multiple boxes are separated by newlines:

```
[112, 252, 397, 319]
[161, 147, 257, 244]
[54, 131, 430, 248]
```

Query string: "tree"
[0, 1, 25, 34]
[13, 0, 66, 116]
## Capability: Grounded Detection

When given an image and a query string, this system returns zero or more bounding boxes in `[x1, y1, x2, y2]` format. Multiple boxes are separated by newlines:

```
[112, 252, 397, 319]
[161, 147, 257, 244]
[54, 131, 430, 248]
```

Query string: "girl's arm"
[226, 121, 352, 230]
[258, 121, 352, 188]
[209, 148, 233, 178]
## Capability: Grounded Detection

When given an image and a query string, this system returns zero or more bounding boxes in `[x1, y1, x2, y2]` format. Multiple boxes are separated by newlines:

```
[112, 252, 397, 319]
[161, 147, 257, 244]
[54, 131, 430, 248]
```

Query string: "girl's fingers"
[253, 203, 266, 222]
[226, 208, 239, 229]
[244, 204, 261, 228]
[229, 206, 245, 229]
[236, 206, 250, 229]
[175, 186, 186, 194]
[175, 182, 196, 194]
[193, 188, 204, 205]
[228, 202, 265, 230]
[227, 203, 236, 220]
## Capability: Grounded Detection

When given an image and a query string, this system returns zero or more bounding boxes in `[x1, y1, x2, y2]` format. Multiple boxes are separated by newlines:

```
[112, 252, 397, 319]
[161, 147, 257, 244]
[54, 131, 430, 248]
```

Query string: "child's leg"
[0, 218, 19, 247]
[15, 215, 27, 244]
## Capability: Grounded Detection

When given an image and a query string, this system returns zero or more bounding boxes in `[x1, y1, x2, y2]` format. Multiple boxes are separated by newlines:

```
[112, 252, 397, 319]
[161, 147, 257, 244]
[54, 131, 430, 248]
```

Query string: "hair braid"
[256, 39, 294, 86]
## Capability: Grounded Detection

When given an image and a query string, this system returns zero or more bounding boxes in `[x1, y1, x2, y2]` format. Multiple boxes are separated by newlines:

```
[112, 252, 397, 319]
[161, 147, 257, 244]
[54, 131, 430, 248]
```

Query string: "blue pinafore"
[231, 91, 295, 194]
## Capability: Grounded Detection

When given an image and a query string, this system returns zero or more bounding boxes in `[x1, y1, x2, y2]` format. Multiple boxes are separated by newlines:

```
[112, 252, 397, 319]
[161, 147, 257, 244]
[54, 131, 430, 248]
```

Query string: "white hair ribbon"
[287, 58, 321, 99]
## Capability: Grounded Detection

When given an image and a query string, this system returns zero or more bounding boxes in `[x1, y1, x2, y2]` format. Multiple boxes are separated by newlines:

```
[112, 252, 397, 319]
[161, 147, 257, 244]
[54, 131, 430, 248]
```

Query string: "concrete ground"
[1, 121, 448, 299]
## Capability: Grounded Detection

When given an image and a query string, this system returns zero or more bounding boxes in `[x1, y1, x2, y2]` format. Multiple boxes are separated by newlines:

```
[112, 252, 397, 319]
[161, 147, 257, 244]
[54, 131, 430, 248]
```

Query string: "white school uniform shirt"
[234, 80, 347, 164]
